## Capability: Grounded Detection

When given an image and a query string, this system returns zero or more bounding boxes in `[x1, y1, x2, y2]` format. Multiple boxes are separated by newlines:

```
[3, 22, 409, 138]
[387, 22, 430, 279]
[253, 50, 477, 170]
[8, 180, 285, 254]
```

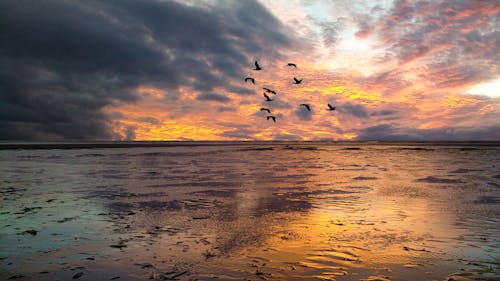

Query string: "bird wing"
[263, 93, 271, 100]
[255, 61, 260, 68]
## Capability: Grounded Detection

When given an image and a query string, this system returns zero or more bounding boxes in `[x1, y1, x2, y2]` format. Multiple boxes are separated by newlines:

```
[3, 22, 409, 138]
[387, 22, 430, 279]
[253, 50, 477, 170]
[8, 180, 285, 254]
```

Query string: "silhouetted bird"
[263, 87, 277, 94]
[300, 104, 311, 111]
[293, 77, 302, 84]
[263, 93, 273, 101]
[327, 104, 336, 111]
[267, 116, 276, 122]
[260, 108, 271, 113]
[245, 77, 255, 84]
[287, 63, 297, 67]
[253, 61, 262, 70]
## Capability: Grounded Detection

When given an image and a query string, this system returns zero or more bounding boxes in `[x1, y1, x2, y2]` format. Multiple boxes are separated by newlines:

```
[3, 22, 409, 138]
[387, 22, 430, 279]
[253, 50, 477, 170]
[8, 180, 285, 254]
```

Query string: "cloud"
[370, 109, 398, 116]
[0, 0, 292, 140]
[217, 106, 237, 113]
[357, 123, 500, 141]
[294, 106, 313, 121]
[197, 92, 231, 103]
[376, 0, 497, 83]
[124, 125, 137, 141]
[137, 117, 161, 125]
[219, 128, 257, 139]
[338, 102, 369, 118]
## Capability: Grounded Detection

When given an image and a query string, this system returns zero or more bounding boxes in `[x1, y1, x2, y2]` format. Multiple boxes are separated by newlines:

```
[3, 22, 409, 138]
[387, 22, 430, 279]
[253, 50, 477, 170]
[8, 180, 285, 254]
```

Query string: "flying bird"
[253, 60, 262, 71]
[300, 104, 311, 111]
[293, 77, 302, 84]
[267, 116, 276, 122]
[263, 87, 277, 94]
[263, 93, 273, 101]
[260, 108, 271, 113]
[245, 77, 255, 84]
[327, 104, 336, 111]
[287, 63, 297, 67]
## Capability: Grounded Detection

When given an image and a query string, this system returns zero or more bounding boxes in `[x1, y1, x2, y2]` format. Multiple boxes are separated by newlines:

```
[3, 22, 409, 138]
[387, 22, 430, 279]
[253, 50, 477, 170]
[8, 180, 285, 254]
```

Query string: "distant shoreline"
[1, 141, 499, 150]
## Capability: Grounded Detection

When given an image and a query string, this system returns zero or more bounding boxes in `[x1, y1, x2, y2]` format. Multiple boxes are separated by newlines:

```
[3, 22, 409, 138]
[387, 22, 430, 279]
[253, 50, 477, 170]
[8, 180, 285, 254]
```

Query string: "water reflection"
[0, 144, 499, 280]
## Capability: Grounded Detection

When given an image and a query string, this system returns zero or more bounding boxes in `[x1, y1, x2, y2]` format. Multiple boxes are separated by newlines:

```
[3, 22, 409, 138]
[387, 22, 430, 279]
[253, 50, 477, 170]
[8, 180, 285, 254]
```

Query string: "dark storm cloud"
[357, 124, 500, 141]
[197, 93, 231, 103]
[0, 0, 292, 140]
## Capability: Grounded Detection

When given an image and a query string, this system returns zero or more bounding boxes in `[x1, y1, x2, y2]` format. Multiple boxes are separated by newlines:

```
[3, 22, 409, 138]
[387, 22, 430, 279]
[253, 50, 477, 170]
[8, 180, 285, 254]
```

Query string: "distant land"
[0, 141, 499, 150]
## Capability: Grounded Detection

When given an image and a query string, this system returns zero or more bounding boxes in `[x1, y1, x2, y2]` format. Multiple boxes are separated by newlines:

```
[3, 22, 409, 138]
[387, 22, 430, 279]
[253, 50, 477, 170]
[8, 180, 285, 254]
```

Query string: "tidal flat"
[1, 142, 499, 280]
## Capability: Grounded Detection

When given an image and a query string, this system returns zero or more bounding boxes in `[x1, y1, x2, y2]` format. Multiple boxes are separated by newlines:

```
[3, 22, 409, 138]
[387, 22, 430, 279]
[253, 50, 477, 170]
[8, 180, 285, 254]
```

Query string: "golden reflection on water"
[1, 144, 499, 280]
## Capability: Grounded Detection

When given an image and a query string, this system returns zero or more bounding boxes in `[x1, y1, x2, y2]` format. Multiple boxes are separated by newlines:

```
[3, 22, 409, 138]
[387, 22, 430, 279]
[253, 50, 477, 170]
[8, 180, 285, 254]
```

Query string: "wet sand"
[1, 142, 499, 280]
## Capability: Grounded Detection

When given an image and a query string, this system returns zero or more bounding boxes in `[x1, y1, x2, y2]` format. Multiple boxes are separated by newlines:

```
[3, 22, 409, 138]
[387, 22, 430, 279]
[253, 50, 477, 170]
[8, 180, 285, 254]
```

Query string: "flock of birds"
[245, 61, 336, 123]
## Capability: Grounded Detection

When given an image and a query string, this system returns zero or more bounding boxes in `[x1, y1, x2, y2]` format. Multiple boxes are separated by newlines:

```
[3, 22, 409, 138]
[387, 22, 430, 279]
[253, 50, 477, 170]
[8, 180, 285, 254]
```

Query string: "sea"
[1, 141, 499, 280]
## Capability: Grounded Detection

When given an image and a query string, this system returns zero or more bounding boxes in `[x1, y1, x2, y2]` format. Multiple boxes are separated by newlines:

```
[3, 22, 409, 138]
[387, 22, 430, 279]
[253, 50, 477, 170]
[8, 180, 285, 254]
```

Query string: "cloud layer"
[0, 0, 290, 140]
[1, 0, 499, 141]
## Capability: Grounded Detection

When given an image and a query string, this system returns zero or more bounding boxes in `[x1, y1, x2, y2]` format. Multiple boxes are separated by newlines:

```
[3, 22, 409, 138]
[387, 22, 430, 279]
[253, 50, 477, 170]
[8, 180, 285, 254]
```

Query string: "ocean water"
[1, 142, 499, 280]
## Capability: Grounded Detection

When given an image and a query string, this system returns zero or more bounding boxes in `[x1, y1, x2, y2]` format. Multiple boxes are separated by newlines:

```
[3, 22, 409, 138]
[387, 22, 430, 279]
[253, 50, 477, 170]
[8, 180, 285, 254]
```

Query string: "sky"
[1, 0, 499, 141]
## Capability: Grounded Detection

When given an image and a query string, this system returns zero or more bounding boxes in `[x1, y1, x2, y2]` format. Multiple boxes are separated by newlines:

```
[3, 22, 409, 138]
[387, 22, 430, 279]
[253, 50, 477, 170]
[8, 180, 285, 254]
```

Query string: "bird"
[293, 77, 302, 84]
[287, 63, 297, 67]
[260, 108, 271, 113]
[253, 60, 262, 70]
[263, 93, 273, 101]
[300, 104, 311, 111]
[267, 116, 276, 122]
[263, 87, 277, 94]
[245, 77, 255, 84]
[327, 104, 336, 111]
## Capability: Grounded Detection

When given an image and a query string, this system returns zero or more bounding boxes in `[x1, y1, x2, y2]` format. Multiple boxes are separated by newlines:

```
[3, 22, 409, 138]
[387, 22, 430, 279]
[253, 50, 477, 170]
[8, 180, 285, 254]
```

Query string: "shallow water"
[1, 142, 499, 280]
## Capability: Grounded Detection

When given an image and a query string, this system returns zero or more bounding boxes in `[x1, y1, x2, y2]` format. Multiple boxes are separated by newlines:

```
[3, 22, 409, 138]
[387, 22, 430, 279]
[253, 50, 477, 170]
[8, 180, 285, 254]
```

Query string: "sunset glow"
[1, 0, 498, 141]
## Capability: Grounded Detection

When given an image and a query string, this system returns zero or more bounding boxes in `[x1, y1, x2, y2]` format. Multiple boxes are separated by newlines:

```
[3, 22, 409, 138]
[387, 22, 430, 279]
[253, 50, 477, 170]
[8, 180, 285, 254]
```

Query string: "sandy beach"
[1, 142, 499, 280]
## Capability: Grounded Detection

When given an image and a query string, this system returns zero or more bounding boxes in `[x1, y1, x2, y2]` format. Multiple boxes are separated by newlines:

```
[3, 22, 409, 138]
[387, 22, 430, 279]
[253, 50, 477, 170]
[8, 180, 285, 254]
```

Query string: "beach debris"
[72, 272, 84, 279]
